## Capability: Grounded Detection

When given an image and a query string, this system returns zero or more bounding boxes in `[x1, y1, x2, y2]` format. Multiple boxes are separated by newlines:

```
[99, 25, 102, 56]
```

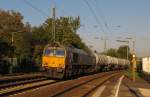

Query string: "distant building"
[142, 56, 150, 74]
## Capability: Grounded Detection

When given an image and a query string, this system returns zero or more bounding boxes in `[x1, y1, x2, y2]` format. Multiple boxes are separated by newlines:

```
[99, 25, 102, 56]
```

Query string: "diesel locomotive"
[42, 43, 130, 79]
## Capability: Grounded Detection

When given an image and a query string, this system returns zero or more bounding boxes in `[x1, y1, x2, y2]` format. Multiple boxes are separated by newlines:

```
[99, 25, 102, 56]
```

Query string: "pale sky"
[0, 0, 150, 57]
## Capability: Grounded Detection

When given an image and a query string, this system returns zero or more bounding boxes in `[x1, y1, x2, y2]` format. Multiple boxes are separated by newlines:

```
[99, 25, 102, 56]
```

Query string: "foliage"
[0, 9, 90, 74]
[104, 48, 118, 57]
[0, 39, 11, 74]
[0, 10, 24, 44]
[31, 16, 91, 69]
[0, 38, 11, 56]
[124, 70, 141, 79]
[0, 60, 11, 74]
[136, 58, 142, 72]
[42, 16, 81, 46]
[104, 45, 132, 60]
[0, 9, 34, 73]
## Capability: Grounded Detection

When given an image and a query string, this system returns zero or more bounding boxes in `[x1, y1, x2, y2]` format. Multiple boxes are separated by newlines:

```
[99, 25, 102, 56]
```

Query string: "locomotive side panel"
[68, 48, 95, 76]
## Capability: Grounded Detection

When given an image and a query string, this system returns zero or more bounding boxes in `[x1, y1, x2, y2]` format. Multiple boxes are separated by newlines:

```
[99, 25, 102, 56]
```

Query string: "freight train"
[42, 43, 130, 79]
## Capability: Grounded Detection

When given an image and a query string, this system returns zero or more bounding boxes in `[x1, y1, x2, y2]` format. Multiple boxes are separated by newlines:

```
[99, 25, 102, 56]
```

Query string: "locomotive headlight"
[44, 62, 48, 66]
[43, 63, 48, 68]
[59, 64, 61, 67]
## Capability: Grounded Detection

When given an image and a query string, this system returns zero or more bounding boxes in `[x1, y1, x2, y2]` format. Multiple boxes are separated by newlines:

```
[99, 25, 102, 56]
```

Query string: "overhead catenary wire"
[83, 0, 105, 33]
[93, 0, 111, 33]
[23, 0, 92, 34]
[83, 0, 110, 52]
[23, 0, 74, 20]
[23, 0, 49, 18]
[23, 0, 57, 42]
[22, 0, 96, 46]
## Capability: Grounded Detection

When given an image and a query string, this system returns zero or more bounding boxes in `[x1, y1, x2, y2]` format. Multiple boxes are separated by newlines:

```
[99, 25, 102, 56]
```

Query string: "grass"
[124, 70, 141, 79]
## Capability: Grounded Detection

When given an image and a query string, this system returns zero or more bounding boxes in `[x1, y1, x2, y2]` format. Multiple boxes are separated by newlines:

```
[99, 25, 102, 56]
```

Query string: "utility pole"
[10, 32, 15, 74]
[132, 40, 136, 82]
[10, 32, 17, 74]
[127, 42, 129, 60]
[101, 37, 108, 52]
[52, 0, 56, 43]
[12, 32, 14, 44]
[133, 41, 135, 53]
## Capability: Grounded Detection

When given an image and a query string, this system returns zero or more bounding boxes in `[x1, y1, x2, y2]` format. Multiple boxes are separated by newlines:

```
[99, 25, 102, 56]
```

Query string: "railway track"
[0, 73, 58, 96]
[0, 77, 47, 90]
[1, 71, 122, 97]
[0, 73, 44, 84]
[0, 78, 57, 96]
[51, 71, 120, 97]
[0, 73, 46, 92]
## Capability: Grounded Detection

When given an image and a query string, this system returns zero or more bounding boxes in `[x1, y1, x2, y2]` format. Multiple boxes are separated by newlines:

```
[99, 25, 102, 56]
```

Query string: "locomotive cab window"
[44, 48, 65, 57]
[55, 49, 65, 57]
[44, 48, 54, 56]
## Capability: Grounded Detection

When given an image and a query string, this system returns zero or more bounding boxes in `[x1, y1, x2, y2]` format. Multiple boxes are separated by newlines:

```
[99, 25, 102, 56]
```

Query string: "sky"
[0, 0, 150, 57]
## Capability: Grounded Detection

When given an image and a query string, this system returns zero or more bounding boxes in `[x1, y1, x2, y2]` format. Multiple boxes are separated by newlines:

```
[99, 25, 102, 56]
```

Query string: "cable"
[93, 0, 111, 33]
[23, 0, 49, 18]
[83, 0, 105, 33]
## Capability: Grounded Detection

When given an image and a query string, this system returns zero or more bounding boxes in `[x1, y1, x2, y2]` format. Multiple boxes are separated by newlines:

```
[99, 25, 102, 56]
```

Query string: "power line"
[93, 0, 111, 33]
[23, 0, 49, 18]
[83, 0, 105, 33]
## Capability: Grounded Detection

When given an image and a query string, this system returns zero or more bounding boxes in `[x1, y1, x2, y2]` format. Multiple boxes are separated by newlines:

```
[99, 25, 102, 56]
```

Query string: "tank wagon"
[94, 53, 130, 72]
[42, 43, 130, 79]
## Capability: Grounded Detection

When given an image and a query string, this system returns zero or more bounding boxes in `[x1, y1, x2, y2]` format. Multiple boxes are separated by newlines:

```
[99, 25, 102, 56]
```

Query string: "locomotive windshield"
[55, 50, 65, 56]
[44, 49, 54, 56]
[44, 48, 65, 57]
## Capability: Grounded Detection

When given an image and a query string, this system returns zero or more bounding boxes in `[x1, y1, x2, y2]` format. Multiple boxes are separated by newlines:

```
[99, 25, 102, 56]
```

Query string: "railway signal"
[132, 54, 136, 82]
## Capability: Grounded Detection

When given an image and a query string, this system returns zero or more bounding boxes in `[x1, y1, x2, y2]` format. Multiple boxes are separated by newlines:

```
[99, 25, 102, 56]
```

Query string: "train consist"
[42, 43, 130, 79]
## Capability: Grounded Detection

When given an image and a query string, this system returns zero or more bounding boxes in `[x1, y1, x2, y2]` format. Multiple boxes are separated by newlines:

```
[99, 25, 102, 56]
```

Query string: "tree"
[0, 10, 31, 58]
[104, 48, 118, 57]
[30, 16, 91, 68]
[0, 9, 34, 73]
[0, 9, 91, 73]
[117, 45, 132, 60]
[0, 10, 24, 44]
[0, 39, 11, 74]
[42, 16, 81, 44]
[0, 38, 10, 56]
[103, 45, 132, 61]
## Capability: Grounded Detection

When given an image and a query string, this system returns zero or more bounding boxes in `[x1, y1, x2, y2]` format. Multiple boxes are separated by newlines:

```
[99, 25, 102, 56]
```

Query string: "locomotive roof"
[44, 43, 89, 55]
